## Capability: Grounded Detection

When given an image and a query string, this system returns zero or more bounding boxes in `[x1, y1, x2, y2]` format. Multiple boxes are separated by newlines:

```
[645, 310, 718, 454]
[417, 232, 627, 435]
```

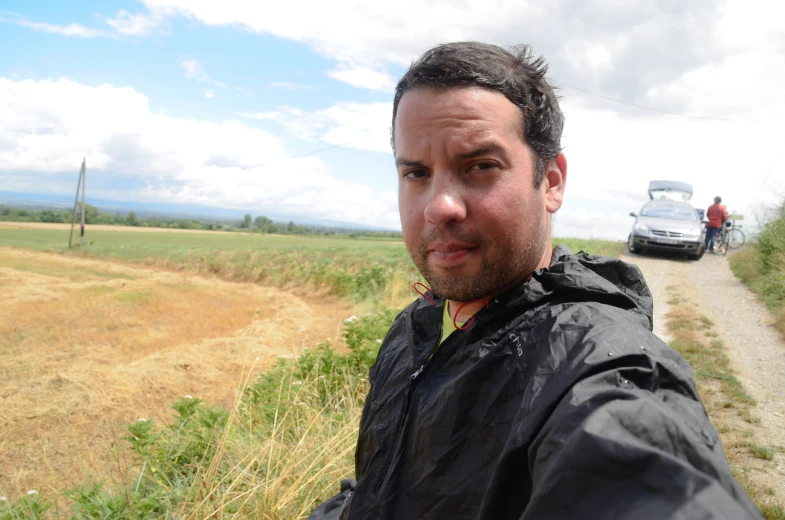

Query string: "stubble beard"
[409, 222, 547, 302]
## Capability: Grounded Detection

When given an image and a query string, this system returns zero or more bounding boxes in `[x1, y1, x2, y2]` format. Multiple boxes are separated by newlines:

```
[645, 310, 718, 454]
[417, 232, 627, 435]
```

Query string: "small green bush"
[0, 494, 49, 520]
[730, 198, 785, 337]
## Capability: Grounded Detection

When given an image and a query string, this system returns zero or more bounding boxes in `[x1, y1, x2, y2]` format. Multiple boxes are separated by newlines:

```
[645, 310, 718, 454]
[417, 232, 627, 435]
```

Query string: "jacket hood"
[540, 243, 654, 330]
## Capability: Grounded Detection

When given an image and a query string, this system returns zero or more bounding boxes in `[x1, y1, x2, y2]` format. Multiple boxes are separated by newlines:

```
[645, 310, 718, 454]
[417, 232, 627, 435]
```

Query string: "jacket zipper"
[370, 328, 444, 497]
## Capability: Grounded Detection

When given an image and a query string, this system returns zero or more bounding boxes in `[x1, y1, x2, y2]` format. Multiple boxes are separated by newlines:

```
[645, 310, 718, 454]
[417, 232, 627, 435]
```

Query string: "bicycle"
[716, 220, 746, 255]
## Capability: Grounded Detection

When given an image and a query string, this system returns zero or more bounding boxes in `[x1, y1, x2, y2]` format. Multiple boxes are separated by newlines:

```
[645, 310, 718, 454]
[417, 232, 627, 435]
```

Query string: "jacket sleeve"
[306, 479, 356, 520]
[522, 360, 762, 519]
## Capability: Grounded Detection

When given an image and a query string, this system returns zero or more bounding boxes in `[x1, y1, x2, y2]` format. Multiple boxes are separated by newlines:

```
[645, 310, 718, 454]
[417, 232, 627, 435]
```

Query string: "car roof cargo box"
[648, 180, 693, 202]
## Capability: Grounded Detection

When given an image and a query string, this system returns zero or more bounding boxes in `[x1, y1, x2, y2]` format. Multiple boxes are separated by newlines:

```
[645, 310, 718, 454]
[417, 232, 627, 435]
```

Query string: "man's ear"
[543, 152, 567, 214]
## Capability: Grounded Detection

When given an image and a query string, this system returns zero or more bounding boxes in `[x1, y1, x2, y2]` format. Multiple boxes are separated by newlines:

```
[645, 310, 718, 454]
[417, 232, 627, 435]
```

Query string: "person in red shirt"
[705, 196, 729, 252]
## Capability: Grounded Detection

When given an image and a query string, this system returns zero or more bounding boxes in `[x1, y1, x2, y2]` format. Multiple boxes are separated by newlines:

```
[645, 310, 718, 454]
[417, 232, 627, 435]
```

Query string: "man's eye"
[470, 162, 497, 172]
[403, 170, 428, 180]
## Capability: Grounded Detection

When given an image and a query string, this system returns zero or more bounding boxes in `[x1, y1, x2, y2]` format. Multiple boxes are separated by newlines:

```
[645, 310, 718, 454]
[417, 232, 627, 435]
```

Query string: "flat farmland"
[0, 223, 419, 307]
[0, 245, 358, 499]
[0, 225, 412, 501]
[0, 223, 623, 512]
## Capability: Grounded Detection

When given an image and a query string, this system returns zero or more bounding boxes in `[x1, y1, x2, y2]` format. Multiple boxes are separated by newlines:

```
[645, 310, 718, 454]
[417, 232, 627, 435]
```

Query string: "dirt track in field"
[0, 247, 355, 499]
[623, 249, 785, 501]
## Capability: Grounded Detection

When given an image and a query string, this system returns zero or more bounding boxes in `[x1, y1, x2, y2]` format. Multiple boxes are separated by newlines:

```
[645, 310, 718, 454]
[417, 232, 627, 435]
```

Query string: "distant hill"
[0, 191, 398, 232]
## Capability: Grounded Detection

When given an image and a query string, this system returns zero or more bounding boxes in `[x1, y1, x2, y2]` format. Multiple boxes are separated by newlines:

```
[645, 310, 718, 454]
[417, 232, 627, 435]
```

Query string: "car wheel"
[689, 245, 705, 261]
[627, 234, 641, 254]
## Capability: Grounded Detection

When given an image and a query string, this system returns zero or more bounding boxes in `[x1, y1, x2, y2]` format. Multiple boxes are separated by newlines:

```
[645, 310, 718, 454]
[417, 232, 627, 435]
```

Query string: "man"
[310, 43, 760, 519]
[706, 196, 729, 252]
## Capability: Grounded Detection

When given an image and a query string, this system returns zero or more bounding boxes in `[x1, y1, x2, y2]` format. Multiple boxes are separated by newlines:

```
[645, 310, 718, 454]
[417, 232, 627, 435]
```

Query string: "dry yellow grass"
[0, 247, 355, 500]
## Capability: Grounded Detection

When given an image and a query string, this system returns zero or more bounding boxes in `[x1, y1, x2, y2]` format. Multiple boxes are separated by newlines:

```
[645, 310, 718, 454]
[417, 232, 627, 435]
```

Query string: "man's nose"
[423, 174, 467, 226]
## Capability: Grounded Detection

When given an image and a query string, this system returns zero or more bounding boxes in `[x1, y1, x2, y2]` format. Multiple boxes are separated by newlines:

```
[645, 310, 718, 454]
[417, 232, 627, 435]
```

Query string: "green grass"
[761, 505, 785, 520]
[554, 237, 624, 259]
[728, 198, 785, 339]
[750, 444, 775, 461]
[0, 227, 622, 258]
[0, 228, 623, 307]
[741, 410, 762, 425]
[0, 227, 417, 306]
[730, 248, 785, 339]
[0, 227, 405, 253]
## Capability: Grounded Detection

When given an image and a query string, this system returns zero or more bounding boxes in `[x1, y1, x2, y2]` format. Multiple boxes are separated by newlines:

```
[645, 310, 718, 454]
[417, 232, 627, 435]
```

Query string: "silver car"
[628, 200, 706, 260]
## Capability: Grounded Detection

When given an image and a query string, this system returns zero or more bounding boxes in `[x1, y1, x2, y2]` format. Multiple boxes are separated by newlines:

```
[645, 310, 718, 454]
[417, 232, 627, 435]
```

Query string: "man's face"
[395, 87, 564, 302]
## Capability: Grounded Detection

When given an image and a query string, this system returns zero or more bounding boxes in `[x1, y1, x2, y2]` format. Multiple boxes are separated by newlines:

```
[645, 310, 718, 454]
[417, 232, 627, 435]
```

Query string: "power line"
[556, 80, 784, 122]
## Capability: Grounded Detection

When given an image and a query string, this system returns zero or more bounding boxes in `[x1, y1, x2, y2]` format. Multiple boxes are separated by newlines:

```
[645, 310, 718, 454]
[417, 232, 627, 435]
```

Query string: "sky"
[0, 0, 783, 238]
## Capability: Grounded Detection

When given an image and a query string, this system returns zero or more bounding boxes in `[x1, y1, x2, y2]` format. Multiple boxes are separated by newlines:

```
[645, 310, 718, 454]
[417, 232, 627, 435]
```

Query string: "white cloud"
[134, 0, 784, 111]
[241, 102, 392, 153]
[553, 208, 633, 241]
[8, 0, 784, 112]
[563, 41, 614, 79]
[0, 9, 164, 39]
[181, 59, 210, 83]
[557, 98, 784, 238]
[327, 63, 396, 92]
[0, 13, 110, 38]
[645, 51, 785, 121]
[181, 59, 234, 92]
[105, 9, 164, 37]
[204, 89, 214, 99]
[0, 77, 400, 228]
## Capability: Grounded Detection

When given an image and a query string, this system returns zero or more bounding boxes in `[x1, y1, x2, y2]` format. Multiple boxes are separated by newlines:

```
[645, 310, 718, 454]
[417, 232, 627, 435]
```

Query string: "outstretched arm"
[523, 369, 761, 519]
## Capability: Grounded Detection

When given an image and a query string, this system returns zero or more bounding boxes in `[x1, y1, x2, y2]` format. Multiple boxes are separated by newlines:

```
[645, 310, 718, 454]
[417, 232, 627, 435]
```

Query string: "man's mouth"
[427, 242, 477, 265]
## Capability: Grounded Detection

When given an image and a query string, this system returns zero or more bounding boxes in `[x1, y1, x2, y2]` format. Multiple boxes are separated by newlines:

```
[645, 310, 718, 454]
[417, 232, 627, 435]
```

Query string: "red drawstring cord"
[413, 282, 435, 305]
[451, 298, 490, 331]
[412, 282, 489, 331]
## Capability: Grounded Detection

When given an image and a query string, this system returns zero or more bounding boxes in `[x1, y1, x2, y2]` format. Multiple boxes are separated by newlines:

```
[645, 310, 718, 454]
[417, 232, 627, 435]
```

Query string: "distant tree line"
[0, 205, 402, 238]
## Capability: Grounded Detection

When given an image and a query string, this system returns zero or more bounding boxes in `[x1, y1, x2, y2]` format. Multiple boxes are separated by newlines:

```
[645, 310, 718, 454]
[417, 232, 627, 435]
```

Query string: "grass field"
[0, 223, 623, 309]
[0, 224, 623, 518]
[0, 247, 356, 507]
[728, 198, 785, 339]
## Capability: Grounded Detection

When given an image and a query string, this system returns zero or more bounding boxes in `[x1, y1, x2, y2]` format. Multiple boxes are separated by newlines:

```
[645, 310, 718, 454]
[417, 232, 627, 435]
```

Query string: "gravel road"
[622, 248, 785, 493]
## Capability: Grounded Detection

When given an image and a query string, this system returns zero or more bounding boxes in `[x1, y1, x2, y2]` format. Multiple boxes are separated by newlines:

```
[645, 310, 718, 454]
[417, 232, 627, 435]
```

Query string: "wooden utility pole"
[79, 159, 86, 245]
[69, 159, 86, 248]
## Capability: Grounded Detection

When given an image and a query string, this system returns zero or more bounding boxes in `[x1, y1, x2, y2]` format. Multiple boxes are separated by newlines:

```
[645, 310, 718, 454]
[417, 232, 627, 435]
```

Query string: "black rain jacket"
[309, 245, 761, 519]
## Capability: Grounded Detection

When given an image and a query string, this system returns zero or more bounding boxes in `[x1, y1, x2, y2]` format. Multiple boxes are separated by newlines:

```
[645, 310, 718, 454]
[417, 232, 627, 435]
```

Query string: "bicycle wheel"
[729, 228, 746, 249]
[718, 231, 729, 255]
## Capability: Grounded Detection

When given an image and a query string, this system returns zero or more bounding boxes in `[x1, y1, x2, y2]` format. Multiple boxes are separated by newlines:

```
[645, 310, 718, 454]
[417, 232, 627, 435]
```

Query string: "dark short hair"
[715, 196, 722, 203]
[391, 42, 564, 187]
